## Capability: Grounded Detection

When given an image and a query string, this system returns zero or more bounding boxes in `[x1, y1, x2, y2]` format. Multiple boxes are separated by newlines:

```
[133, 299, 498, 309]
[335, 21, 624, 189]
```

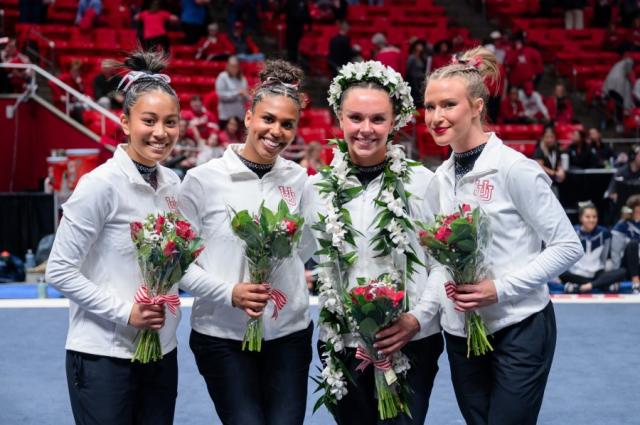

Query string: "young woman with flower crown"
[422, 46, 583, 425]
[45, 49, 183, 425]
[179, 60, 314, 425]
[306, 61, 445, 424]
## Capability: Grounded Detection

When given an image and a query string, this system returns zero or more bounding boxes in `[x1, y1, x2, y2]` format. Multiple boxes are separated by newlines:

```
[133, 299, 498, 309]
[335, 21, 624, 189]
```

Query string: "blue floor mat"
[0, 283, 64, 299]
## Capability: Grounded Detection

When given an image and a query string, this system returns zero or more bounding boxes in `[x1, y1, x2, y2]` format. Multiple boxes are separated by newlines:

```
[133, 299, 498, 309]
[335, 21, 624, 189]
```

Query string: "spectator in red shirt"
[499, 86, 530, 123]
[0, 39, 33, 92]
[51, 59, 87, 122]
[505, 35, 544, 88]
[134, 0, 178, 53]
[218, 116, 244, 147]
[371, 33, 403, 73]
[181, 94, 219, 143]
[546, 82, 574, 124]
[195, 22, 235, 61]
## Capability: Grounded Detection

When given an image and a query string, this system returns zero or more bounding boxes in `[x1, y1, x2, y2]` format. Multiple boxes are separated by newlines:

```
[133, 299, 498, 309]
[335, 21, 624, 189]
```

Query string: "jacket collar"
[113, 144, 175, 190]
[222, 143, 292, 178]
[439, 132, 502, 185]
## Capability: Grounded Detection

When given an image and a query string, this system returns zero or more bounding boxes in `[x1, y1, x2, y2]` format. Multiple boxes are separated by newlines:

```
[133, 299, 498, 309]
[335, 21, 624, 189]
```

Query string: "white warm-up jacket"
[304, 161, 443, 344]
[423, 133, 583, 337]
[46, 145, 183, 359]
[179, 144, 313, 341]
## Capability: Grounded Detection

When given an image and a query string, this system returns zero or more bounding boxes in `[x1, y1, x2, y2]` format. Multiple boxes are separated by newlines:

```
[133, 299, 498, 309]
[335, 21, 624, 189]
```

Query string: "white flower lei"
[328, 61, 415, 133]
[312, 139, 422, 412]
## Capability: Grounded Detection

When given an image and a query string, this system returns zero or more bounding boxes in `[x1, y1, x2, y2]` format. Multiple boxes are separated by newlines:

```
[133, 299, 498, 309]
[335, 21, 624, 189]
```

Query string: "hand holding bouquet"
[230, 200, 304, 352]
[129, 212, 204, 363]
[348, 274, 411, 420]
[419, 204, 493, 357]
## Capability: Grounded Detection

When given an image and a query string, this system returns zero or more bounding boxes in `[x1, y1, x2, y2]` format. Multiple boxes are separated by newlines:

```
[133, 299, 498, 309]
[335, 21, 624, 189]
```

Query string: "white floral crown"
[327, 61, 415, 133]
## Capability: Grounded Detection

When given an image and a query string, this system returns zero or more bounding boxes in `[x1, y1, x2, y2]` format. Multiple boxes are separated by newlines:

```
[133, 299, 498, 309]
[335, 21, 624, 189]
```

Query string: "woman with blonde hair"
[422, 46, 583, 425]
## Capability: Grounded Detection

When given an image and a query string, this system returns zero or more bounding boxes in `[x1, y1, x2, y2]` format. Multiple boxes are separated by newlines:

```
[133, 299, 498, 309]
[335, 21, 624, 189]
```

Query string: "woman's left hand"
[452, 279, 498, 312]
[373, 313, 420, 357]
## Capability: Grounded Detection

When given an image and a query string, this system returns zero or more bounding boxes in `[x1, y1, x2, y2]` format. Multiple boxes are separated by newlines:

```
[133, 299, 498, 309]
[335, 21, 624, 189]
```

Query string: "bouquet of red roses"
[129, 212, 204, 363]
[419, 204, 493, 357]
[230, 200, 304, 352]
[347, 274, 411, 420]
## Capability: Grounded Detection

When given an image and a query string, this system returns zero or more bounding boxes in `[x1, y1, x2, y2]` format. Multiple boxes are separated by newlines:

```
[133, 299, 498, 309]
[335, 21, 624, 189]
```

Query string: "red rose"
[392, 290, 405, 307]
[418, 230, 428, 240]
[175, 220, 192, 240]
[187, 229, 197, 240]
[461, 204, 471, 213]
[155, 214, 166, 233]
[163, 240, 176, 256]
[282, 219, 298, 236]
[435, 226, 452, 242]
[130, 221, 143, 241]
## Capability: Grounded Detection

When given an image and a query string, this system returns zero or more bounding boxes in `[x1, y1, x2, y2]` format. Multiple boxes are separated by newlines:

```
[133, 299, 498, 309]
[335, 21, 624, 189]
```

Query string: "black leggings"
[622, 241, 639, 279]
[560, 269, 627, 289]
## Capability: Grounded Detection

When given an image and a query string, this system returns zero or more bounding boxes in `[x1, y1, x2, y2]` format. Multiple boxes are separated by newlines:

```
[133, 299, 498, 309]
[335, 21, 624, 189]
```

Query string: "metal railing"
[0, 62, 120, 145]
[21, 28, 58, 73]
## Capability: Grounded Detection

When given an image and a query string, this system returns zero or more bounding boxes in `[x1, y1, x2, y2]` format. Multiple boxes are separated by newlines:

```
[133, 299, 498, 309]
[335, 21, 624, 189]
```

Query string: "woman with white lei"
[304, 61, 445, 424]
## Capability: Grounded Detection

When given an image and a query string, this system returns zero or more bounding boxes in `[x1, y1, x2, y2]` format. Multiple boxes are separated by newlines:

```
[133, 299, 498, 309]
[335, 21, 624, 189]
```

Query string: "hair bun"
[259, 59, 303, 88]
[122, 49, 169, 74]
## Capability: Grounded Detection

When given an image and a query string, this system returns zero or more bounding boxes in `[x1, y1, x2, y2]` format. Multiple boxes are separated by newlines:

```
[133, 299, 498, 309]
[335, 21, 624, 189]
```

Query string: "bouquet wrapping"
[129, 212, 204, 363]
[230, 200, 304, 352]
[347, 274, 411, 420]
[419, 204, 493, 357]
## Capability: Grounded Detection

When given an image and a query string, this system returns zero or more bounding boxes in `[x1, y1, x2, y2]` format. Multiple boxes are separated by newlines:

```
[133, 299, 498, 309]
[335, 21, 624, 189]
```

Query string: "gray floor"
[1, 304, 638, 424]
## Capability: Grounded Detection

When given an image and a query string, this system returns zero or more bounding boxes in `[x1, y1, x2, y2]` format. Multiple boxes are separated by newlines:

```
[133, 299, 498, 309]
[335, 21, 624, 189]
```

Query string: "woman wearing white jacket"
[306, 61, 444, 425]
[422, 46, 583, 425]
[179, 60, 313, 425]
[45, 50, 185, 425]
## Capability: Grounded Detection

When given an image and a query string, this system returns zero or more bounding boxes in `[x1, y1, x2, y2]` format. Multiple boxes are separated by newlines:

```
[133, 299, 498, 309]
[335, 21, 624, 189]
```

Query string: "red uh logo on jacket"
[278, 186, 296, 207]
[474, 179, 494, 202]
[165, 196, 178, 212]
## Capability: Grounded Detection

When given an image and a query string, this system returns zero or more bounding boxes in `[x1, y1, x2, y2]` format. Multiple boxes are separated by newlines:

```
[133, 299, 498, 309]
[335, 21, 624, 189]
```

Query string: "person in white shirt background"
[179, 59, 313, 425]
[45, 49, 183, 425]
[306, 61, 445, 425]
[423, 46, 583, 425]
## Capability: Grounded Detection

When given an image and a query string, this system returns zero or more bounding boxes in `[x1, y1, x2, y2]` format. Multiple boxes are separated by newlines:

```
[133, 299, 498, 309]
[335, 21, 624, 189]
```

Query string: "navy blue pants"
[190, 323, 313, 425]
[66, 348, 178, 425]
[319, 332, 444, 425]
[445, 302, 557, 425]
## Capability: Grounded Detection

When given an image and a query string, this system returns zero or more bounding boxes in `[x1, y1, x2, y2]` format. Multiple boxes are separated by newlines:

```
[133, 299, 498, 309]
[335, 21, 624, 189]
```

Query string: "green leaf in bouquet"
[358, 317, 380, 340]
[259, 205, 275, 232]
[276, 199, 289, 220]
[167, 262, 183, 286]
[356, 277, 367, 285]
[455, 239, 476, 253]
[271, 234, 293, 258]
[361, 302, 376, 316]
[343, 251, 358, 266]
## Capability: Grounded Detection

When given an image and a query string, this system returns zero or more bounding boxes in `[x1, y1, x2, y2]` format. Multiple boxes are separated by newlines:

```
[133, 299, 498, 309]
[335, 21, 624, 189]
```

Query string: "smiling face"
[120, 89, 180, 166]
[242, 94, 299, 164]
[339, 87, 394, 166]
[423, 76, 483, 152]
[580, 207, 598, 233]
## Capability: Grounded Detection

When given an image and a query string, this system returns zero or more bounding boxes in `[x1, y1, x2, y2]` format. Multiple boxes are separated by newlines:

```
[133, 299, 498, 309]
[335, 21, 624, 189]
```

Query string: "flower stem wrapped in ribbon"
[418, 204, 493, 357]
[347, 274, 412, 420]
[230, 200, 304, 352]
[129, 212, 204, 363]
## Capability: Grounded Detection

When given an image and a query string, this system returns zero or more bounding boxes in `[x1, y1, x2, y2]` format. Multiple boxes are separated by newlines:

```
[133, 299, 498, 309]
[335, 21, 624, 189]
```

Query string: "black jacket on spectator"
[328, 33, 353, 76]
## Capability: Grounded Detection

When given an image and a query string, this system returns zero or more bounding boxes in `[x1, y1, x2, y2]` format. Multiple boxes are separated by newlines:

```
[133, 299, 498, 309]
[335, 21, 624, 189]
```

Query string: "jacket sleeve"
[610, 229, 629, 269]
[177, 172, 234, 306]
[297, 177, 320, 264]
[407, 175, 443, 330]
[493, 159, 584, 302]
[45, 175, 134, 326]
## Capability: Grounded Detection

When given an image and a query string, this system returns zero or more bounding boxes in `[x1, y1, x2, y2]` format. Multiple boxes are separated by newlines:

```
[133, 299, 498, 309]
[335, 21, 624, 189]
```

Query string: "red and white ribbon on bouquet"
[265, 284, 287, 319]
[355, 346, 392, 372]
[444, 281, 457, 300]
[134, 285, 181, 315]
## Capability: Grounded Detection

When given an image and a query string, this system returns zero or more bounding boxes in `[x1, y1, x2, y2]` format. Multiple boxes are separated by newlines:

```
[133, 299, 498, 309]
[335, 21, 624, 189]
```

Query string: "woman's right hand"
[232, 282, 271, 318]
[128, 304, 165, 330]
